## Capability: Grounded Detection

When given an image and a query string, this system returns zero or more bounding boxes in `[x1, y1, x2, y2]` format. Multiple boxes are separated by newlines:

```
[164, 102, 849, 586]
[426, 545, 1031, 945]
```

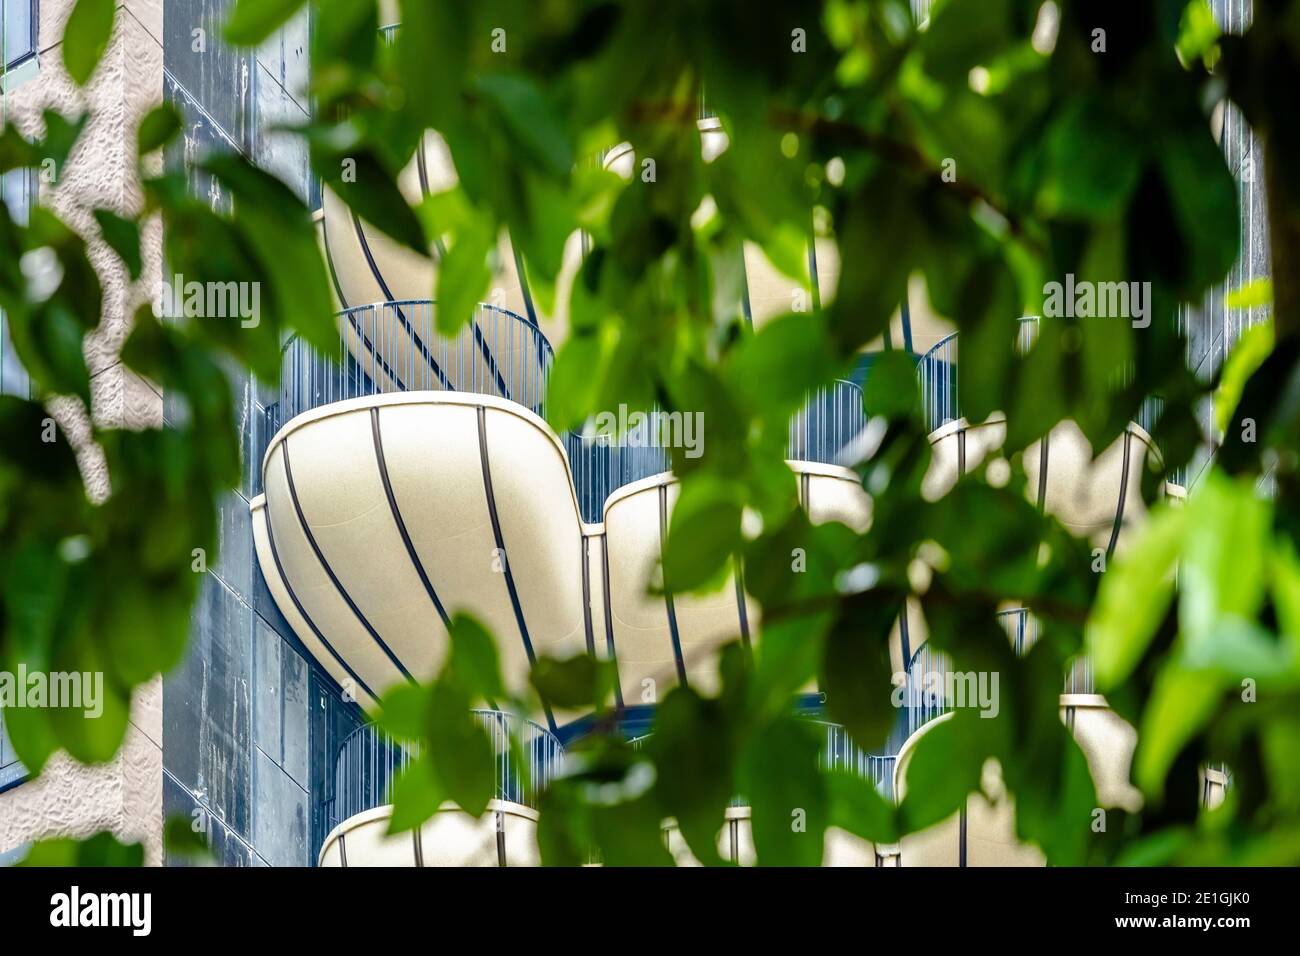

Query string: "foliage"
[2, 0, 1299, 866]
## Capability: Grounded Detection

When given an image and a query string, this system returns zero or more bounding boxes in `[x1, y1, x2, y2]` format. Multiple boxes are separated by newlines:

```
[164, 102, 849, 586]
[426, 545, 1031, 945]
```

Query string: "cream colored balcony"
[916, 318, 1185, 556]
[887, 608, 1240, 865]
[252, 303, 870, 715]
[318, 711, 560, 867]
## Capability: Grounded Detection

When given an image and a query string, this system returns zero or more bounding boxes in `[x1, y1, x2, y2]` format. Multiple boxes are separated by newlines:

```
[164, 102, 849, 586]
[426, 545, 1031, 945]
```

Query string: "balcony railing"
[633, 717, 896, 803]
[321, 709, 564, 837]
[916, 317, 1184, 486]
[278, 301, 553, 426]
[916, 330, 959, 435]
[901, 607, 1095, 739]
[563, 378, 867, 520]
[814, 719, 897, 801]
[267, 300, 868, 520]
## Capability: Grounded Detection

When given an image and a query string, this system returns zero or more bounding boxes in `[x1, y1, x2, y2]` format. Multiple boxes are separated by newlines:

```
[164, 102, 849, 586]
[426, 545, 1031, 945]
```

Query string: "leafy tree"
[2, 0, 1298, 865]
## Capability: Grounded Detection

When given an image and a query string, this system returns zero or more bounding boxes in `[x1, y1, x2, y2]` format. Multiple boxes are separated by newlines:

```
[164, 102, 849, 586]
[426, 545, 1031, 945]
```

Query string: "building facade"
[0, 0, 1266, 867]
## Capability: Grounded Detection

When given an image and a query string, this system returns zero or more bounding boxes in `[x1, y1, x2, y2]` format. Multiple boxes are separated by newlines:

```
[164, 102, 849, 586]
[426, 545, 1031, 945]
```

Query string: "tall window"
[0, 166, 33, 398]
[2, 0, 37, 80]
[1, 5, 36, 788]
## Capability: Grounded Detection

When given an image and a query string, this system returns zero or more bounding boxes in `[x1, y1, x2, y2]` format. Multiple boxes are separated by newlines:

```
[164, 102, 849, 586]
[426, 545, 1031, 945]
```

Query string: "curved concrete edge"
[318, 799, 541, 868]
[251, 495, 380, 712]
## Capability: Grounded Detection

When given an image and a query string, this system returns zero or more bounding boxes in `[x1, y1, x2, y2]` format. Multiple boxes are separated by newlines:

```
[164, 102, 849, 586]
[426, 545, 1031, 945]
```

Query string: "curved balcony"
[270, 301, 867, 520]
[318, 710, 563, 867]
[253, 300, 871, 715]
[916, 318, 1181, 552]
[890, 606, 1169, 865]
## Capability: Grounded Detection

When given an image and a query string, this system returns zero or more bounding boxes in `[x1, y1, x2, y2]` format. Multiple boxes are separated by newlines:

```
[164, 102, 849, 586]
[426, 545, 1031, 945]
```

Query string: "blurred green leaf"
[650, 688, 733, 865]
[530, 654, 616, 710]
[62, 0, 116, 86]
[164, 815, 214, 863]
[93, 209, 142, 281]
[19, 832, 144, 867]
[827, 769, 898, 844]
[448, 613, 506, 703]
[137, 103, 184, 156]
[740, 717, 827, 866]
[425, 681, 496, 817]
[1089, 504, 1187, 688]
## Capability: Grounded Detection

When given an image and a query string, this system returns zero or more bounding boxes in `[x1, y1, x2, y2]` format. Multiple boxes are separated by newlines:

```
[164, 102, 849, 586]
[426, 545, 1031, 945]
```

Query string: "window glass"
[0, 167, 33, 397]
[2, 0, 36, 72]
[0, 707, 24, 791]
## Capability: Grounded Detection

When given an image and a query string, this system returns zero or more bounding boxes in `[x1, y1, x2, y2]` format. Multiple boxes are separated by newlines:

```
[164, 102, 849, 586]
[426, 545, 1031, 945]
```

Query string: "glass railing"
[321, 710, 564, 837]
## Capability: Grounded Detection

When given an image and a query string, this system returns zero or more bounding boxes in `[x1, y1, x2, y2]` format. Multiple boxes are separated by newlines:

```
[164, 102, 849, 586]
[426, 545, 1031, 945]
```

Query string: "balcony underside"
[252, 391, 870, 715]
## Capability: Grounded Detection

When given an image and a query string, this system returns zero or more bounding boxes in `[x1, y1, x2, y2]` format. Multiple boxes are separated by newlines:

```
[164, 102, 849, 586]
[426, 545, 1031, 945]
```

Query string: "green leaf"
[434, 217, 494, 334]
[475, 75, 574, 179]
[1037, 98, 1142, 219]
[375, 681, 430, 742]
[1224, 278, 1273, 310]
[827, 769, 899, 844]
[19, 832, 144, 867]
[896, 714, 989, 832]
[1176, 0, 1221, 67]
[447, 613, 506, 703]
[1157, 124, 1240, 296]
[650, 687, 733, 865]
[663, 478, 743, 594]
[740, 717, 827, 866]
[199, 154, 338, 357]
[224, 0, 309, 46]
[1088, 503, 1187, 688]
[164, 815, 215, 863]
[137, 104, 184, 156]
[822, 599, 899, 752]
[1216, 320, 1273, 433]
[93, 209, 142, 280]
[530, 654, 616, 710]
[387, 754, 445, 833]
[62, 0, 117, 86]
[1135, 663, 1226, 798]
[311, 136, 430, 257]
[1179, 472, 1270, 647]
[425, 681, 496, 817]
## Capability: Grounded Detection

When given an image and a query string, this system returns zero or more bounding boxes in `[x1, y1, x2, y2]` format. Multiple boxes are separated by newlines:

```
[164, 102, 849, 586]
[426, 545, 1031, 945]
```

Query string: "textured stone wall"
[0, 1, 165, 865]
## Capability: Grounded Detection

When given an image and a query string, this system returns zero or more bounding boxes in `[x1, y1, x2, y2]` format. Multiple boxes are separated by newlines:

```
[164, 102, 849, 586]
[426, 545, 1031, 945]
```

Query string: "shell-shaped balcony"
[253, 301, 870, 717]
